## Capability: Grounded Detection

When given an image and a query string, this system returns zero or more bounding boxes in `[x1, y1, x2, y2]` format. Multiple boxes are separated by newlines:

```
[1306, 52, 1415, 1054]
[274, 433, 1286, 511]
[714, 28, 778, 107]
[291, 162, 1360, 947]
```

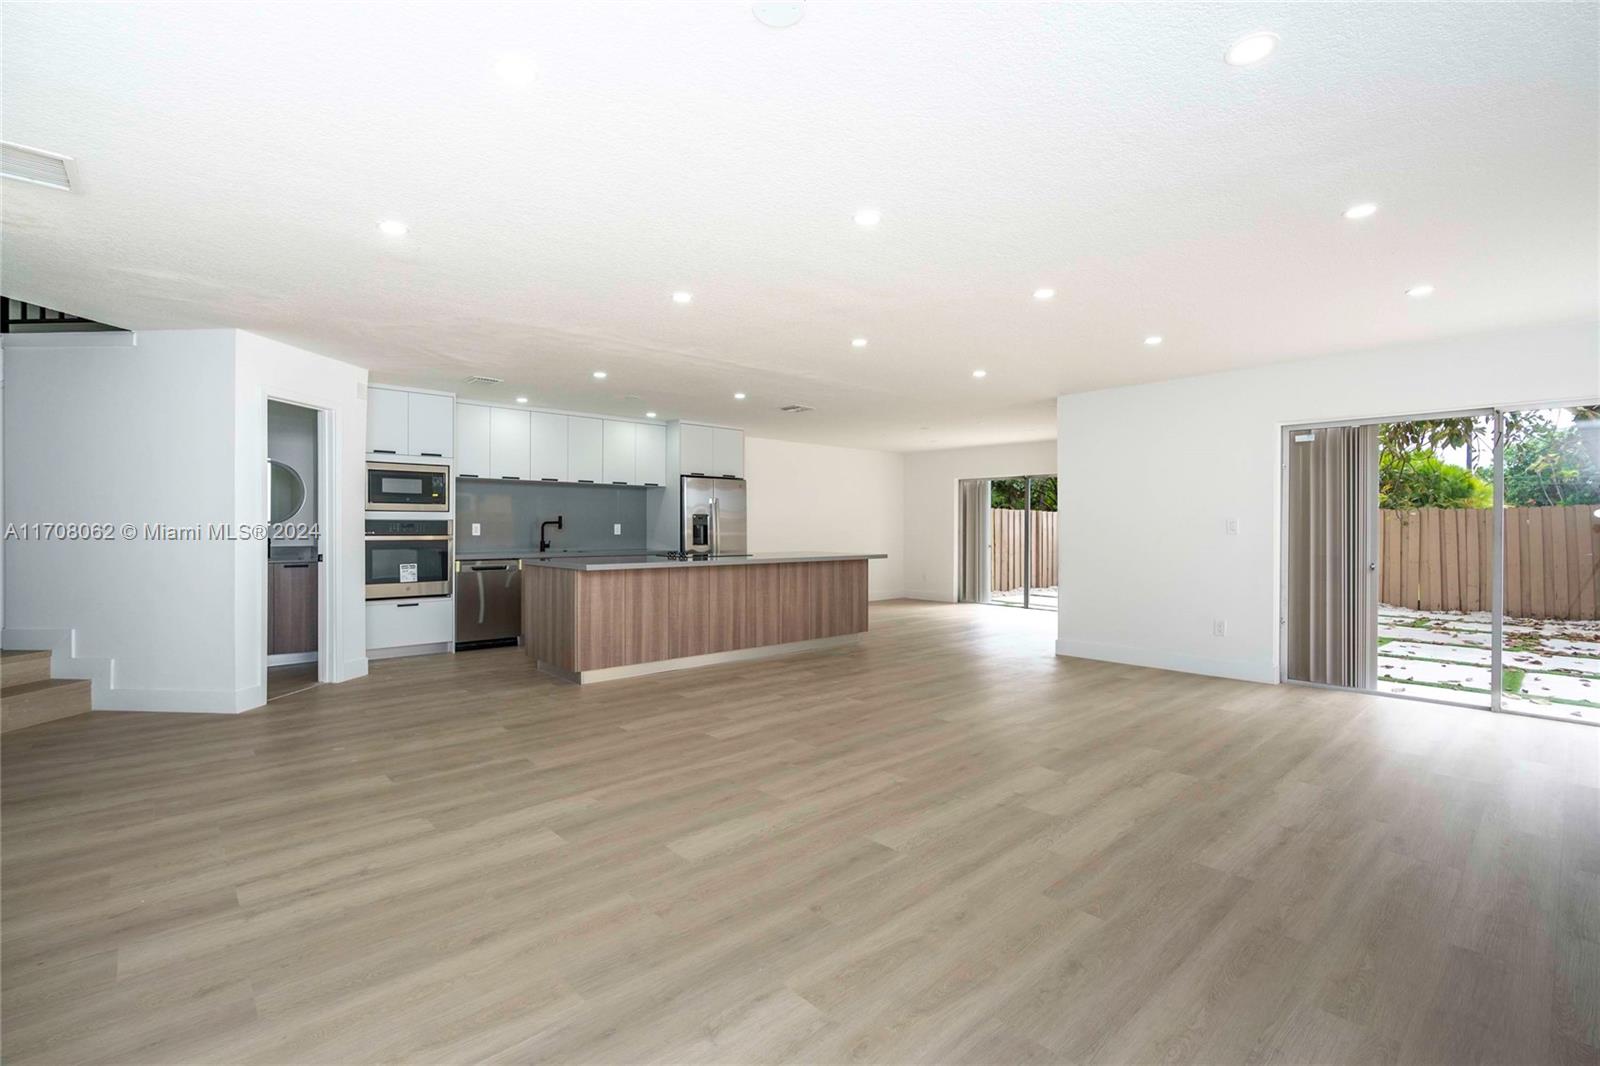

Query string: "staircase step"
[1, 679, 91, 734]
[1, 649, 53, 688]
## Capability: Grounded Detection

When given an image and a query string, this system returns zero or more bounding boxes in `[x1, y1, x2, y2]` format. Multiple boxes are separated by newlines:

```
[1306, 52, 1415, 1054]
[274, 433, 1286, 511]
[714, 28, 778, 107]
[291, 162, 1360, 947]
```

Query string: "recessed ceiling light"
[514, 396, 528, 403]
[852, 338, 868, 348]
[1343, 202, 1378, 221]
[593, 371, 607, 379]
[854, 208, 881, 227]
[752, 2, 805, 29]
[1033, 288, 1055, 301]
[492, 52, 537, 88]
[972, 369, 987, 379]
[1225, 31, 1280, 67]
[672, 291, 693, 304]
[1406, 284, 1435, 298]
[645, 411, 657, 418]
[734, 392, 747, 400]
[377, 219, 408, 237]
[1144, 335, 1164, 346]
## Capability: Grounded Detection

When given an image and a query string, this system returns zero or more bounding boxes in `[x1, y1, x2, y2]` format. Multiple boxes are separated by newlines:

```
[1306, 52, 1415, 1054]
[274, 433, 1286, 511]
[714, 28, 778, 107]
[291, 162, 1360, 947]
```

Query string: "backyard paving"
[1378, 605, 1600, 722]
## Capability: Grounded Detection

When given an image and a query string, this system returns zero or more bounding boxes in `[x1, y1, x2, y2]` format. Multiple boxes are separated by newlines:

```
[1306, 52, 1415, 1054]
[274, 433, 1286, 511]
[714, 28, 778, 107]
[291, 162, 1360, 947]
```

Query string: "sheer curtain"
[1285, 425, 1378, 687]
[957, 479, 990, 603]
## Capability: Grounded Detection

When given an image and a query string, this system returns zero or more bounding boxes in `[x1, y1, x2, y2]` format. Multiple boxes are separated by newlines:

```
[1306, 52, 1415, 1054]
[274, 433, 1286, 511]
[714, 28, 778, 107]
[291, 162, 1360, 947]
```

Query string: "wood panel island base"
[522, 553, 884, 682]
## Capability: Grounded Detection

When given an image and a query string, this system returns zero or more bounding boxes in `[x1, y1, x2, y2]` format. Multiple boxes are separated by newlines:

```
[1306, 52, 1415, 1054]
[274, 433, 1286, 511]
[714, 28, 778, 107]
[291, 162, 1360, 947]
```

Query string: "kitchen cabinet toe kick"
[522, 558, 871, 682]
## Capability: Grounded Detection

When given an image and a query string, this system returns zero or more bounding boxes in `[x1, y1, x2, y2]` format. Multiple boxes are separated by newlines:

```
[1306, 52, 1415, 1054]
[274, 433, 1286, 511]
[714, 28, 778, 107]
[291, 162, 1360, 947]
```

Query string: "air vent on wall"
[1, 142, 76, 191]
[464, 375, 503, 384]
[778, 403, 814, 414]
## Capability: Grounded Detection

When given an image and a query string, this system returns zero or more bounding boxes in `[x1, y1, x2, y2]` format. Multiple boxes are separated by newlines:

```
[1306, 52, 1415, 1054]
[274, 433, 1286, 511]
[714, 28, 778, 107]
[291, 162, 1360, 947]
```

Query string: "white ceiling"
[4, 2, 1596, 451]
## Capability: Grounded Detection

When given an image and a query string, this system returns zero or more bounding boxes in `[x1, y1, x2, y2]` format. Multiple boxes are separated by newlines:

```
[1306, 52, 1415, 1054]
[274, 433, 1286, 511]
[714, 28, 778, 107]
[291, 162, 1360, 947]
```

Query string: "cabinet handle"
[373, 449, 397, 455]
[612, 481, 627, 485]
[501, 475, 519, 480]
[687, 471, 706, 477]
[396, 602, 420, 608]
[458, 473, 480, 479]
[578, 479, 594, 484]
[644, 482, 659, 487]
[541, 477, 559, 482]
[420, 452, 442, 457]
[284, 563, 310, 569]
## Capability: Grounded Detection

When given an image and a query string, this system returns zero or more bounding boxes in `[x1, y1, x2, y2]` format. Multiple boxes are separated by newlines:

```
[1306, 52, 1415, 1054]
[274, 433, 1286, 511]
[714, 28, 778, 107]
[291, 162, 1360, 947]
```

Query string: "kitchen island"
[521, 553, 886, 682]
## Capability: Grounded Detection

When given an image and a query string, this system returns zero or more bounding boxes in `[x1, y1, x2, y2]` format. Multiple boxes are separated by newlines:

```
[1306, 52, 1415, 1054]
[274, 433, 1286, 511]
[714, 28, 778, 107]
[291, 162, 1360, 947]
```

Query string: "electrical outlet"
[1213, 619, 1227, 637]
[470, 522, 481, 536]
[1224, 517, 1239, 535]
[613, 523, 622, 535]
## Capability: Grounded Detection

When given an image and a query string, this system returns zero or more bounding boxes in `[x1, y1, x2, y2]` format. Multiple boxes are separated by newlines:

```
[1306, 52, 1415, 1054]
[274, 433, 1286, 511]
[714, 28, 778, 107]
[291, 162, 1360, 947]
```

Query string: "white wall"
[743, 435, 905, 599]
[1057, 319, 1600, 684]
[2, 328, 368, 712]
[900, 440, 1057, 602]
[3, 330, 241, 708]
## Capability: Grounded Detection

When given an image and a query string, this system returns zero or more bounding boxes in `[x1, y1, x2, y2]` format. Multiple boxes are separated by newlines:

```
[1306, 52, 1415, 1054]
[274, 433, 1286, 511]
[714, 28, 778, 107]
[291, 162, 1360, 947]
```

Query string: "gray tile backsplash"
[456, 479, 654, 554]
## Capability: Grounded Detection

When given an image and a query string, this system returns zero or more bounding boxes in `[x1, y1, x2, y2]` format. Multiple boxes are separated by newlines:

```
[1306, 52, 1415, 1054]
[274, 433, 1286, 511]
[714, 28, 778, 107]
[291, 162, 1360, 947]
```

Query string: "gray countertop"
[521, 552, 888, 572]
[456, 549, 650, 562]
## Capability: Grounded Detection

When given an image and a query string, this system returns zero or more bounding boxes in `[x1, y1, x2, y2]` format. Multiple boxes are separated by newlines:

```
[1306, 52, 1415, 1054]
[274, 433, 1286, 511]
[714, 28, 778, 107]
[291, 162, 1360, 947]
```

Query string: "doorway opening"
[958, 475, 1058, 611]
[267, 399, 323, 702]
[1283, 405, 1599, 724]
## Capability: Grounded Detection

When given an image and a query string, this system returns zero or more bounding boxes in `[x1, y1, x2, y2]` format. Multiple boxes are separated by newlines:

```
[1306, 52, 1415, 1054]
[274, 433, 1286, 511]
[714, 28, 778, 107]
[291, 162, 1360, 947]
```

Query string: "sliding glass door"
[958, 475, 1058, 611]
[1283, 406, 1599, 725]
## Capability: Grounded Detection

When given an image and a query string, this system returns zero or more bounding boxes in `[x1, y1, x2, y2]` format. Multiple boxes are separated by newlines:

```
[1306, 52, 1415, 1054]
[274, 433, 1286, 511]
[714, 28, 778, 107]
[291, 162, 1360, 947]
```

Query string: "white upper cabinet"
[368, 386, 455, 458]
[489, 407, 532, 481]
[678, 422, 716, 477]
[367, 387, 410, 455]
[529, 412, 568, 482]
[635, 422, 667, 486]
[602, 420, 637, 485]
[454, 403, 493, 477]
[712, 427, 744, 479]
[406, 392, 454, 458]
[566, 416, 603, 483]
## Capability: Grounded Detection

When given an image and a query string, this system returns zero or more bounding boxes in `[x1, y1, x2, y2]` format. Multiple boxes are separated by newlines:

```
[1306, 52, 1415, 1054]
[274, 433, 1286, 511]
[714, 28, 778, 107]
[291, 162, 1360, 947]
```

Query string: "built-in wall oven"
[366, 461, 449, 512]
[365, 519, 452, 599]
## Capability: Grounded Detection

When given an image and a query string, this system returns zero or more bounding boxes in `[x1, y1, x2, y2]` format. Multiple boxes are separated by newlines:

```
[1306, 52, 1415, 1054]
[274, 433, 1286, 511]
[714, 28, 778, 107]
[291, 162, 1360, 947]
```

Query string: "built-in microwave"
[366, 461, 449, 512]
[365, 519, 452, 599]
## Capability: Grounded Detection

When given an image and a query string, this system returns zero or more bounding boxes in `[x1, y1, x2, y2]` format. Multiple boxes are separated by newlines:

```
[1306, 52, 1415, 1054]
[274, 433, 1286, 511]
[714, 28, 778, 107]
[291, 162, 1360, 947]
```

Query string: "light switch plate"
[1224, 518, 1239, 535]
[613, 523, 622, 535]
[471, 523, 481, 536]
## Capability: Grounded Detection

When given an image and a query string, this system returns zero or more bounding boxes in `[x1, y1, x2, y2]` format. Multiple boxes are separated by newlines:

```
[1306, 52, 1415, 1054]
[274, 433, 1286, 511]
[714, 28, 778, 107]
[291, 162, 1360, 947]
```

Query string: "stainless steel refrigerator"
[680, 476, 748, 556]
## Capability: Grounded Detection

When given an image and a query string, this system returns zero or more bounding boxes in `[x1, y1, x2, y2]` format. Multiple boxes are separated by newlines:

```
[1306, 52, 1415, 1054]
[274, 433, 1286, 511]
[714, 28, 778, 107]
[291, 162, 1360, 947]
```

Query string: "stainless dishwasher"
[454, 559, 522, 649]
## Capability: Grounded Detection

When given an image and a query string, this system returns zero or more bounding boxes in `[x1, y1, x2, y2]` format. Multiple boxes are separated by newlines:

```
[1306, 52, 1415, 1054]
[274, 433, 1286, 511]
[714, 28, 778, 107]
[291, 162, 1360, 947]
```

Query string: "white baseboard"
[1054, 637, 1275, 685]
[368, 642, 452, 661]
[267, 651, 318, 666]
[92, 686, 249, 714]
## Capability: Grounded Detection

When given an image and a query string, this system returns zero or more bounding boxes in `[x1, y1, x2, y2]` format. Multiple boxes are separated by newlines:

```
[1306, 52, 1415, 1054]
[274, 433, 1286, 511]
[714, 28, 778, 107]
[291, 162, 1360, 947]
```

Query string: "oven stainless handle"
[364, 534, 452, 541]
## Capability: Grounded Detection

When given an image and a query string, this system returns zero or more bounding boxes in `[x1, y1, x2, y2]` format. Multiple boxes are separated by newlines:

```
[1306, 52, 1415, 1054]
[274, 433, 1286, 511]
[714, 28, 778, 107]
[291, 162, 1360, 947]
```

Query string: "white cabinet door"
[367, 598, 454, 650]
[566, 416, 604, 483]
[489, 407, 532, 481]
[678, 422, 716, 477]
[454, 403, 493, 478]
[712, 427, 744, 479]
[367, 387, 410, 455]
[602, 420, 637, 486]
[635, 422, 667, 486]
[528, 412, 568, 482]
[407, 392, 454, 458]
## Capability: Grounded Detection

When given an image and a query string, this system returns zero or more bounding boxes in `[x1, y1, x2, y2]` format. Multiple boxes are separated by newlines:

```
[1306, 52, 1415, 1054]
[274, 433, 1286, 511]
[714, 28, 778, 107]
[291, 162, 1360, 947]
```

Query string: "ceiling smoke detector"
[1, 142, 77, 191]
[752, 3, 804, 29]
[464, 375, 504, 384]
[778, 403, 815, 414]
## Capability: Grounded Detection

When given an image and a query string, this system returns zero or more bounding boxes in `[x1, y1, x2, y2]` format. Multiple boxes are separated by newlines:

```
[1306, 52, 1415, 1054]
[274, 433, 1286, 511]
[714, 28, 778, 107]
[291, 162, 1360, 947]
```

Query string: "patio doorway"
[1282, 406, 1599, 725]
[958, 475, 1057, 612]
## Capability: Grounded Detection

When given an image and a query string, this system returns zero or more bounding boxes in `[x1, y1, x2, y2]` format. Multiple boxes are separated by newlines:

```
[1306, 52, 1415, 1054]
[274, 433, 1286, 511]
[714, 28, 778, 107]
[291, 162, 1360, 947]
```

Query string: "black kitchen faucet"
[539, 515, 564, 553]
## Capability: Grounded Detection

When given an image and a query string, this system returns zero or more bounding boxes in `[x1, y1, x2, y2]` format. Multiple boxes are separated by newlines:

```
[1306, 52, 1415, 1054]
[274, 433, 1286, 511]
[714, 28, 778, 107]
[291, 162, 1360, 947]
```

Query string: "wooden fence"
[990, 509, 1058, 592]
[1380, 505, 1600, 619]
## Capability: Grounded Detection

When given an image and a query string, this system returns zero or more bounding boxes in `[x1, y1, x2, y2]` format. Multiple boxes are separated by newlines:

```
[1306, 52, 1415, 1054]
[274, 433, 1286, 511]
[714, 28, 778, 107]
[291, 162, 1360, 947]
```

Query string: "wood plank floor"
[3, 601, 1596, 1064]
